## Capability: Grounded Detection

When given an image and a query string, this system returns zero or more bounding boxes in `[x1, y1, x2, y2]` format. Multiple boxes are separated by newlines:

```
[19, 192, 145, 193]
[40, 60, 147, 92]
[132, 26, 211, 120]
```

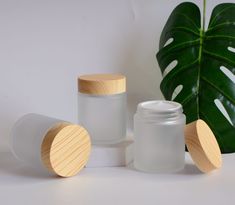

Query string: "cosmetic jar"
[10, 113, 91, 177]
[134, 100, 186, 173]
[78, 74, 126, 144]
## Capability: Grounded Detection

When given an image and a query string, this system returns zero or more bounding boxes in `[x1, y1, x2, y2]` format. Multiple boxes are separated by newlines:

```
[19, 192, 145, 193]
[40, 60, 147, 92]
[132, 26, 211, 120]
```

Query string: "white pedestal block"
[86, 137, 134, 168]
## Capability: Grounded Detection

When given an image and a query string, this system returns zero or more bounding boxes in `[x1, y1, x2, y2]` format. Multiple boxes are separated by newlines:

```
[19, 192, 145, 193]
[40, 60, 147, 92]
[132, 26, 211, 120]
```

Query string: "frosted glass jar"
[10, 113, 91, 177]
[134, 100, 186, 173]
[78, 74, 126, 144]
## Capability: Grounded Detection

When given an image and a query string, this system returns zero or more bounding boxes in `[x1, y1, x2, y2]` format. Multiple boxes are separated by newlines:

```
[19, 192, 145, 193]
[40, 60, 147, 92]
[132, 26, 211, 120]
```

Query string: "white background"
[0, 0, 234, 151]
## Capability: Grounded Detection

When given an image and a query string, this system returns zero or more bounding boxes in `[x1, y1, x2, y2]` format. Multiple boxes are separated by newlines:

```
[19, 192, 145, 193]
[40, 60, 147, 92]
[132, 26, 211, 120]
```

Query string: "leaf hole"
[228, 47, 235, 53]
[220, 66, 235, 83]
[214, 99, 233, 126]
[163, 60, 178, 77]
[163, 38, 174, 47]
[171, 85, 183, 100]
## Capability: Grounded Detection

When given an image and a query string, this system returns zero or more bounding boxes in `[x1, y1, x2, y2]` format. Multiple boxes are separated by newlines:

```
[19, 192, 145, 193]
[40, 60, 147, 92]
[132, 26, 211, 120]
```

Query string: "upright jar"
[10, 113, 91, 177]
[78, 74, 126, 144]
[134, 100, 186, 173]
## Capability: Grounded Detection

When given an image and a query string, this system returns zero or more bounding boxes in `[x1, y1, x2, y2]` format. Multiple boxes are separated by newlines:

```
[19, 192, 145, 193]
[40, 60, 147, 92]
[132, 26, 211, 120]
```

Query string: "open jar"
[78, 74, 126, 144]
[134, 100, 186, 173]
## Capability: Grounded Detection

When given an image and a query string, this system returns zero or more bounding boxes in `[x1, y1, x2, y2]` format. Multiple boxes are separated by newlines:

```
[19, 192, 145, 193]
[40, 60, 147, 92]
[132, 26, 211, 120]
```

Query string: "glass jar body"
[10, 113, 64, 173]
[134, 101, 186, 173]
[78, 92, 126, 144]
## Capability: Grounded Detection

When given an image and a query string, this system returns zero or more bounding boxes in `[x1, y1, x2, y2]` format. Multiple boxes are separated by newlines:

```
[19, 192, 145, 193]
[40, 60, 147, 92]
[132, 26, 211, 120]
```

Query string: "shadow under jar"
[134, 100, 186, 173]
[78, 74, 126, 144]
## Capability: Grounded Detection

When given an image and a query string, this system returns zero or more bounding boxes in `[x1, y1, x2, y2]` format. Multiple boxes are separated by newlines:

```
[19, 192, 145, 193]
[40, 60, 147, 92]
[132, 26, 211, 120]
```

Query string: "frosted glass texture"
[10, 113, 64, 173]
[134, 101, 186, 173]
[78, 93, 126, 144]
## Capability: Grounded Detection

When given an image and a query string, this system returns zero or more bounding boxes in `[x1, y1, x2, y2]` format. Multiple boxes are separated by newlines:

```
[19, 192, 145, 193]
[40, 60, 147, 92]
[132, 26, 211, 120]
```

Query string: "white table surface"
[0, 152, 234, 205]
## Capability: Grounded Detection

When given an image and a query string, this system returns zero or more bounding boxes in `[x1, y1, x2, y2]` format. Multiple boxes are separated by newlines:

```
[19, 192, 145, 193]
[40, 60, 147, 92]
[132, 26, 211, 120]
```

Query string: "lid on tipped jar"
[78, 74, 126, 95]
[185, 119, 222, 173]
[41, 123, 91, 177]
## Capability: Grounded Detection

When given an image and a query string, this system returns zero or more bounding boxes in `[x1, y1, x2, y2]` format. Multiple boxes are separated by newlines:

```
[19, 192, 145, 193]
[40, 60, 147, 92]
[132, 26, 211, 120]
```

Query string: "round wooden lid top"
[185, 119, 222, 173]
[78, 74, 126, 95]
[41, 123, 91, 177]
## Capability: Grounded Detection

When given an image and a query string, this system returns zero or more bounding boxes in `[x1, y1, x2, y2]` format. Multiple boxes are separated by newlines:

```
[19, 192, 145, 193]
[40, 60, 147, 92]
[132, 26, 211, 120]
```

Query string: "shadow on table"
[176, 163, 202, 175]
[0, 152, 59, 180]
[127, 162, 202, 175]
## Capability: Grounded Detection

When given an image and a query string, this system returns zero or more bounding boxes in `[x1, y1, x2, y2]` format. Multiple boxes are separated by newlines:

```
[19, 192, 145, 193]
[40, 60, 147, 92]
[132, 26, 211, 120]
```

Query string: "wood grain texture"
[185, 119, 222, 173]
[78, 74, 126, 95]
[41, 123, 91, 177]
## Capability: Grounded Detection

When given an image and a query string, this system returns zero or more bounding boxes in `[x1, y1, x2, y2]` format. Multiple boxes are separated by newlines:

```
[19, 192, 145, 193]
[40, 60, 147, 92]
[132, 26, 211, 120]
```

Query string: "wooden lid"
[78, 74, 126, 95]
[185, 119, 222, 173]
[41, 123, 91, 177]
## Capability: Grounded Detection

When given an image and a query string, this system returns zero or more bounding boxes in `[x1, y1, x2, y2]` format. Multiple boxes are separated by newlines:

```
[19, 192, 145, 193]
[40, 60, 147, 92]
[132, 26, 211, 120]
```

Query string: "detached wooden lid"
[185, 119, 222, 173]
[41, 123, 91, 177]
[78, 74, 126, 95]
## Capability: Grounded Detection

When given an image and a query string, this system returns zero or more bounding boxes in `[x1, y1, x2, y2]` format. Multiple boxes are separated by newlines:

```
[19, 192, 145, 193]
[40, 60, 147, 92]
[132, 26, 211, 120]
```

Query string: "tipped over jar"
[10, 113, 91, 177]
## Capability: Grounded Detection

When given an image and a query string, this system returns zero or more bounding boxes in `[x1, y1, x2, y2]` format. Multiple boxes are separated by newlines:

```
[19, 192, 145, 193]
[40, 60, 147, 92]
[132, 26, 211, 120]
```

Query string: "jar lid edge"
[78, 73, 126, 95]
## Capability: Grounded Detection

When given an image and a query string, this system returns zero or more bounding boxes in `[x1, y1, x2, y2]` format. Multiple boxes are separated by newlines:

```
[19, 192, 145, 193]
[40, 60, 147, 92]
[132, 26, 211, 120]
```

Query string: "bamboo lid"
[78, 74, 126, 95]
[41, 123, 91, 177]
[185, 119, 222, 173]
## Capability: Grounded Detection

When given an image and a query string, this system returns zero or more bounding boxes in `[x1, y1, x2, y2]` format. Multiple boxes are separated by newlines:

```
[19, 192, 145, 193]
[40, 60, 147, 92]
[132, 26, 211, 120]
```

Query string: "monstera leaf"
[156, 2, 235, 153]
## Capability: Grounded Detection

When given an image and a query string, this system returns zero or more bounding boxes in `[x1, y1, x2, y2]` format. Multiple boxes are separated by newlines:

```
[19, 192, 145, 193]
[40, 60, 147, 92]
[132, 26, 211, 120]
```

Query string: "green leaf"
[156, 2, 235, 153]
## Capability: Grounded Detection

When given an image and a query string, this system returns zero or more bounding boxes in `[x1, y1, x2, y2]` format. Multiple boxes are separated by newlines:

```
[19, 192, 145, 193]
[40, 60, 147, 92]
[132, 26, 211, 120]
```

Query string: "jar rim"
[137, 100, 183, 117]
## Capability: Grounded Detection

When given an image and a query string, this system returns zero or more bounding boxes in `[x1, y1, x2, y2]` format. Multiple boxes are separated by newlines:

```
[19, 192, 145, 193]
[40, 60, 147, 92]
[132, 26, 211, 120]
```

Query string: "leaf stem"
[203, 0, 206, 31]
[197, 0, 206, 119]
